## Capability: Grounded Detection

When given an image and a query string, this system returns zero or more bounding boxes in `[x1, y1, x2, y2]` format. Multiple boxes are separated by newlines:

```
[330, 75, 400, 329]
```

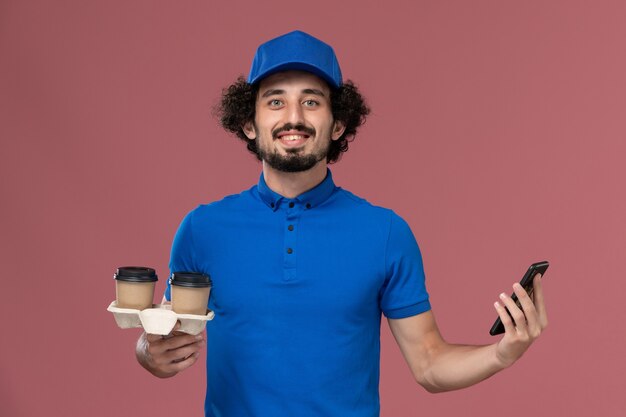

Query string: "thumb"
[169, 320, 184, 336]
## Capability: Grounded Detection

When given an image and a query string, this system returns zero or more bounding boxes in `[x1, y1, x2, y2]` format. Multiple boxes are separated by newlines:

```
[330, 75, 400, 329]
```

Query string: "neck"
[262, 161, 328, 199]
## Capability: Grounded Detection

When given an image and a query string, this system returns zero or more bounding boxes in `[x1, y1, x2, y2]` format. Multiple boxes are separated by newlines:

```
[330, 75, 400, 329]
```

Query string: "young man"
[136, 30, 548, 417]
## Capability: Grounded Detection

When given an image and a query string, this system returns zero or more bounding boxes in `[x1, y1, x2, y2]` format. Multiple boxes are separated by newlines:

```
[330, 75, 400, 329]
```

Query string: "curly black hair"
[216, 76, 370, 164]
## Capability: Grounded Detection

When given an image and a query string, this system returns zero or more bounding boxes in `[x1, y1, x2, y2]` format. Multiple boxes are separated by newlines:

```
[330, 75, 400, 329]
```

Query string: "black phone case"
[489, 261, 549, 336]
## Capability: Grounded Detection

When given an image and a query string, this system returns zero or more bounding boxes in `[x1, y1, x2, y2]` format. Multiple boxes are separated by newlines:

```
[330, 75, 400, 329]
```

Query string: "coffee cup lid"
[169, 272, 212, 288]
[114, 266, 158, 283]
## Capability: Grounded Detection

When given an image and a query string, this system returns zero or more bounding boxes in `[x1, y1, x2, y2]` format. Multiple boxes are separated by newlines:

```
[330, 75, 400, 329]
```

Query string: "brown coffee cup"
[114, 266, 158, 310]
[169, 272, 212, 315]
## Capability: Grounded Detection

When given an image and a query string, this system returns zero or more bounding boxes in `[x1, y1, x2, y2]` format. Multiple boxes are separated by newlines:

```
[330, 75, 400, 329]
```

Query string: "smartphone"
[489, 261, 549, 336]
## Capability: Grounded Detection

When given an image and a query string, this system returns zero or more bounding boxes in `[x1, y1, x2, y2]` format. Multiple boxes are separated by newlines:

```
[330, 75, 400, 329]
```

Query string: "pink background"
[1, 1, 624, 416]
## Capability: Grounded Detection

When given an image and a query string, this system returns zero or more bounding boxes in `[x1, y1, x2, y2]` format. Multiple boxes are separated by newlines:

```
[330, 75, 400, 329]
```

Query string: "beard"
[255, 123, 330, 173]
[257, 143, 328, 172]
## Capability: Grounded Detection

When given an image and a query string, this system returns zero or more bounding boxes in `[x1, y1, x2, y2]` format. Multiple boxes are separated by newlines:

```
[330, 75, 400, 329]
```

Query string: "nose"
[285, 101, 305, 125]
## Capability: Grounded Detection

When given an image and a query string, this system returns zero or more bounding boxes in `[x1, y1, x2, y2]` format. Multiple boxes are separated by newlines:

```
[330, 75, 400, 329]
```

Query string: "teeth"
[281, 135, 306, 141]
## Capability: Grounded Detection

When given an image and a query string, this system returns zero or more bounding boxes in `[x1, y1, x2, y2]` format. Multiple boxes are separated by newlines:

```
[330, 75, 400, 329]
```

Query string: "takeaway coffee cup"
[114, 266, 158, 310]
[169, 272, 212, 315]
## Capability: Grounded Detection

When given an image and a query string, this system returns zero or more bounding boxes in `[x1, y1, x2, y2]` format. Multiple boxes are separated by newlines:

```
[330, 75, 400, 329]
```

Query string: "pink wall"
[1, 1, 624, 416]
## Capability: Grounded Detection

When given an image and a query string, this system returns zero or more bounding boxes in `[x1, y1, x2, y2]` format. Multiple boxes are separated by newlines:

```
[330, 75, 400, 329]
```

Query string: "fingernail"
[499, 293, 506, 299]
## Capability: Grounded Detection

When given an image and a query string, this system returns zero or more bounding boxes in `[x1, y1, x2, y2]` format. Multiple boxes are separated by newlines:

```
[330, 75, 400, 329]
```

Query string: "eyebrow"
[260, 88, 326, 98]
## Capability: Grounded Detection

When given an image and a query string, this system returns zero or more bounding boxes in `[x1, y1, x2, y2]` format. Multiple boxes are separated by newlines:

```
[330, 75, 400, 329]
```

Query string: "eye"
[268, 99, 283, 107]
[303, 99, 319, 107]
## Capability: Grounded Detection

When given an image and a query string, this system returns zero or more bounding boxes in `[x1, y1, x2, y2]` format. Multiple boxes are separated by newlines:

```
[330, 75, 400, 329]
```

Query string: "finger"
[170, 321, 183, 334]
[533, 274, 548, 328]
[149, 338, 205, 369]
[161, 333, 204, 351]
[499, 292, 528, 334]
[163, 339, 205, 364]
[169, 351, 202, 373]
[513, 283, 539, 335]
[146, 332, 163, 343]
[494, 301, 515, 334]
[148, 333, 203, 357]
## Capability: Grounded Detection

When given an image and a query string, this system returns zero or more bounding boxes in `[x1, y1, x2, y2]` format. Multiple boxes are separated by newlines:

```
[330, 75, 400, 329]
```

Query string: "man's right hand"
[136, 322, 206, 378]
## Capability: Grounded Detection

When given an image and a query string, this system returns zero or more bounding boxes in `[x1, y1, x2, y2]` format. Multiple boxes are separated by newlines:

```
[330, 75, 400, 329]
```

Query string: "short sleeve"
[164, 209, 197, 301]
[380, 211, 431, 319]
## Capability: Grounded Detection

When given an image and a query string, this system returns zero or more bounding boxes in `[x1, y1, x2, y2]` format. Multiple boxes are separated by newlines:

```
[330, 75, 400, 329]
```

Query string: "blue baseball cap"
[247, 30, 343, 89]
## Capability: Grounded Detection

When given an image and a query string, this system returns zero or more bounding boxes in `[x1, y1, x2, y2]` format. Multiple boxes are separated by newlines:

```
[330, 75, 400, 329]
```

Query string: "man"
[136, 30, 548, 416]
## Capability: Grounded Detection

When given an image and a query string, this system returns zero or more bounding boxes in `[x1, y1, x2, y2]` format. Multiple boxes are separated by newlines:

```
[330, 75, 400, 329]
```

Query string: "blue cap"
[247, 30, 343, 89]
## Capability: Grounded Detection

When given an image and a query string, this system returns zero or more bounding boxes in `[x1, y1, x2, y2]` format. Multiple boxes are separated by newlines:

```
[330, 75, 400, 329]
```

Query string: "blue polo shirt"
[165, 168, 430, 417]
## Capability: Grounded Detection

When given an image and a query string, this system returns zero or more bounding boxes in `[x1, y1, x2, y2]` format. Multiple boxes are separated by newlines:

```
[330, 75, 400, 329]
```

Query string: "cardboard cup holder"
[107, 301, 215, 335]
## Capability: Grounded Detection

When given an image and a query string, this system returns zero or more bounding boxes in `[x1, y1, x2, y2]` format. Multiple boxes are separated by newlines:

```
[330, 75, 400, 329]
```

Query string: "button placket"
[283, 200, 301, 281]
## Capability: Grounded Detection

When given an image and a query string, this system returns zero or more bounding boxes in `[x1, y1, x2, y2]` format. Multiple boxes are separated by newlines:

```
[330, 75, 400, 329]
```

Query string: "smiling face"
[243, 71, 345, 173]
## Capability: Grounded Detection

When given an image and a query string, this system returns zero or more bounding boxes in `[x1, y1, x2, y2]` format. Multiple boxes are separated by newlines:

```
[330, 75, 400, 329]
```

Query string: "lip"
[277, 136, 308, 148]
[274, 130, 311, 148]
[275, 130, 311, 139]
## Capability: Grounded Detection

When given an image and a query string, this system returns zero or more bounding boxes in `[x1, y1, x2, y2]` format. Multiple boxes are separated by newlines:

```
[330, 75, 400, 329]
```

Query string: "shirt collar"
[257, 168, 337, 211]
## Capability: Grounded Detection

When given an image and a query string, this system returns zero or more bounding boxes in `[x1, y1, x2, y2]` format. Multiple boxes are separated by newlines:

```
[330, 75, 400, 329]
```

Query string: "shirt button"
[306, 203, 311, 209]
[288, 225, 294, 231]
[287, 248, 293, 254]
[270, 202, 275, 208]
[289, 202, 295, 208]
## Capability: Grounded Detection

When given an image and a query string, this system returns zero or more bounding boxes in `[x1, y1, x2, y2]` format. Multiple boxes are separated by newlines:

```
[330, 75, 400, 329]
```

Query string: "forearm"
[390, 284, 548, 395]
[419, 342, 505, 393]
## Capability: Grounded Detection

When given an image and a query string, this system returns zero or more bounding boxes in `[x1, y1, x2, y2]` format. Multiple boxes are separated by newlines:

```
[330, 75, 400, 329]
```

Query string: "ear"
[242, 121, 257, 140]
[331, 120, 346, 141]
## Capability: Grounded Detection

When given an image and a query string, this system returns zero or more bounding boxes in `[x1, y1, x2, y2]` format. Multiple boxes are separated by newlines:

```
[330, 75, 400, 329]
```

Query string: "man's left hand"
[493, 274, 548, 368]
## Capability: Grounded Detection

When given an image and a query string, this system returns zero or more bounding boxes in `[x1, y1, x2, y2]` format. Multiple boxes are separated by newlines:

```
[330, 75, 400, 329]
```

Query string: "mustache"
[272, 123, 316, 138]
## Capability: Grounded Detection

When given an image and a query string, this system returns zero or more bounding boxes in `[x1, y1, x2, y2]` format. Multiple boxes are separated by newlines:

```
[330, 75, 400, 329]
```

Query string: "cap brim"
[248, 62, 341, 89]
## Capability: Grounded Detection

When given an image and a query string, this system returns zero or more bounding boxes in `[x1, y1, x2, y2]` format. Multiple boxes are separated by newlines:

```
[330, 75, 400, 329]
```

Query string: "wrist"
[492, 342, 517, 370]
